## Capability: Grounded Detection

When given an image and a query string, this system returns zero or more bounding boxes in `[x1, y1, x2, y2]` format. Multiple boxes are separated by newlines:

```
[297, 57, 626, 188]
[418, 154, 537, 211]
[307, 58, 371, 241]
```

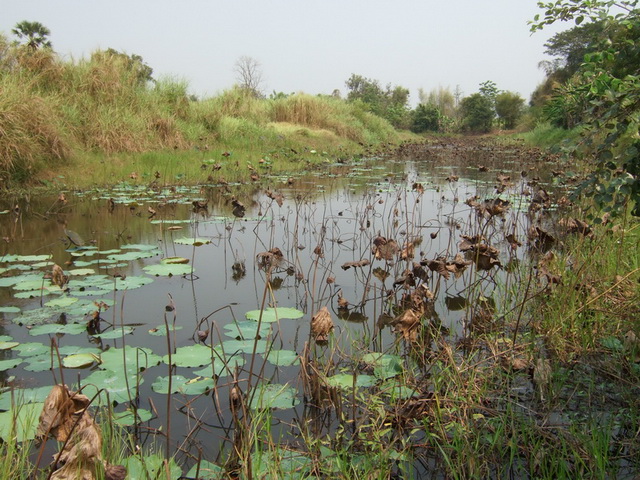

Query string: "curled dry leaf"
[37, 385, 126, 480]
[266, 190, 284, 207]
[311, 306, 334, 342]
[337, 291, 349, 309]
[341, 258, 370, 271]
[558, 217, 592, 237]
[52, 264, 68, 289]
[257, 247, 284, 270]
[372, 236, 398, 261]
[393, 309, 421, 343]
[505, 233, 522, 250]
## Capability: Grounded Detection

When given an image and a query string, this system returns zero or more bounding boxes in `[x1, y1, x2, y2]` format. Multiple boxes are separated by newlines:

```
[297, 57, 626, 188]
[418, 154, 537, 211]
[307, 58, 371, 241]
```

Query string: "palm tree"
[11, 20, 52, 50]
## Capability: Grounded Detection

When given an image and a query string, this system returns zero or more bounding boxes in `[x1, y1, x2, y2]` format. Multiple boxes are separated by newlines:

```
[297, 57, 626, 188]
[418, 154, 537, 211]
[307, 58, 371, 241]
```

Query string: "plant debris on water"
[0, 138, 638, 479]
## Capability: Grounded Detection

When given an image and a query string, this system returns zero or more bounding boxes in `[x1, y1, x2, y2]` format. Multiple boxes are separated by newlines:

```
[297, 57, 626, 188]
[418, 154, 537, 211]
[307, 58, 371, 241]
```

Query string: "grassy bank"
[0, 39, 409, 189]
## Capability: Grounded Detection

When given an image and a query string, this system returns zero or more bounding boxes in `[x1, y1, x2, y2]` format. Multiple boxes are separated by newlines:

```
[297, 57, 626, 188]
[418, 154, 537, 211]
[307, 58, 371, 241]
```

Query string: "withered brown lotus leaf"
[505, 233, 522, 250]
[393, 309, 421, 343]
[311, 306, 334, 342]
[257, 247, 284, 269]
[412, 182, 425, 194]
[425, 257, 450, 280]
[52, 264, 68, 289]
[470, 244, 502, 271]
[482, 198, 510, 217]
[337, 291, 349, 309]
[558, 217, 592, 237]
[372, 236, 398, 261]
[458, 234, 483, 252]
[450, 253, 472, 277]
[341, 259, 370, 270]
[37, 385, 126, 480]
[373, 267, 390, 282]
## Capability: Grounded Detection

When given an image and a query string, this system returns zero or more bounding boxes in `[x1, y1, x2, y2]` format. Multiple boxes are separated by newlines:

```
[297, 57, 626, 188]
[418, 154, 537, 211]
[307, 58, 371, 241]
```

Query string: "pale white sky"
[2, 0, 567, 104]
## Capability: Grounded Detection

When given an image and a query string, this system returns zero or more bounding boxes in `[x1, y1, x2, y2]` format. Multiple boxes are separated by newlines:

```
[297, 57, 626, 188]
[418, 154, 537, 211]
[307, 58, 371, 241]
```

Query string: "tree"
[531, 0, 640, 216]
[411, 104, 442, 133]
[234, 56, 263, 97]
[460, 93, 494, 133]
[345, 74, 410, 128]
[104, 48, 154, 84]
[495, 91, 525, 129]
[11, 20, 52, 50]
[418, 86, 456, 118]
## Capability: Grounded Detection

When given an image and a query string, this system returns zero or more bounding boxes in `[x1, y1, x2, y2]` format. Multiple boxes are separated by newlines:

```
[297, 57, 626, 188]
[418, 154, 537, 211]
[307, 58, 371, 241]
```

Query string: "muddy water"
[0, 142, 563, 473]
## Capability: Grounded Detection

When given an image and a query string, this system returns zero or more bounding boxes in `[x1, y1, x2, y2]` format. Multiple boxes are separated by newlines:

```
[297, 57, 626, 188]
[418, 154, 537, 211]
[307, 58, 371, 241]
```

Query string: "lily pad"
[112, 408, 153, 426]
[28, 323, 87, 336]
[173, 237, 211, 246]
[162, 257, 189, 264]
[0, 402, 44, 441]
[124, 454, 182, 480]
[82, 370, 144, 405]
[163, 344, 217, 368]
[151, 375, 215, 395]
[0, 341, 19, 351]
[92, 327, 135, 339]
[99, 346, 162, 374]
[186, 461, 223, 480]
[223, 320, 271, 339]
[107, 250, 157, 262]
[361, 353, 405, 379]
[0, 358, 22, 372]
[324, 374, 377, 390]
[14, 342, 50, 357]
[249, 383, 299, 410]
[193, 354, 245, 378]
[44, 296, 79, 308]
[245, 307, 305, 323]
[114, 275, 154, 290]
[0, 386, 53, 410]
[143, 263, 193, 277]
[148, 324, 183, 336]
[121, 244, 161, 251]
[262, 349, 300, 366]
[220, 339, 268, 355]
[23, 354, 62, 372]
[0, 306, 20, 313]
[62, 353, 99, 368]
[67, 268, 96, 276]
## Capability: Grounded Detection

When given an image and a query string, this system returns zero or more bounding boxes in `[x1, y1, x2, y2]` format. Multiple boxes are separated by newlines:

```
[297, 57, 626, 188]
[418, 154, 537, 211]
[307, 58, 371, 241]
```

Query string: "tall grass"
[0, 36, 405, 186]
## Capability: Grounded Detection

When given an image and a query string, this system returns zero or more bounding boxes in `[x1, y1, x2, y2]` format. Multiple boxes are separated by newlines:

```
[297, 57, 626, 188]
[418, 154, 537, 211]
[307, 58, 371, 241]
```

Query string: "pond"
[0, 140, 568, 478]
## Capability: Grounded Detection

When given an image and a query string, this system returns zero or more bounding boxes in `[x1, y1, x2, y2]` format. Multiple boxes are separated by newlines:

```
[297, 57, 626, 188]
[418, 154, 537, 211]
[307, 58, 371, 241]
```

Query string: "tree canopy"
[11, 20, 52, 50]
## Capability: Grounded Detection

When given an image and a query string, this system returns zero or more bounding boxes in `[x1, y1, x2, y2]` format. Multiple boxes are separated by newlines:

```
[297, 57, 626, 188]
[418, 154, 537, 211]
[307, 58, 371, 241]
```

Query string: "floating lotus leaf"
[107, 251, 157, 262]
[82, 370, 144, 405]
[99, 346, 161, 374]
[262, 349, 300, 366]
[150, 219, 191, 225]
[221, 339, 268, 355]
[245, 307, 304, 323]
[23, 354, 62, 372]
[12, 278, 50, 291]
[56, 346, 101, 356]
[28, 323, 87, 336]
[223, 320, 272, 339]
[67, 268, 96, 276]
[0, 335, 12, 342]
[163, 344, 217, 368]
[13, 288, 58, 299]
[0, 341, 19, 350]
[186, 461, 223, 479]
[0, 386, 52, 410]
[92, 327, 134, 339]
[148, 324, 183, 336]
[253, 449, 312, 480]
[13, 254, 52, 263]
[0, 306, 20, 313]
[65, 298, 114, 316]
[121, 244, 161, 251]
[325, 374, 376, 389]
[0, 358, 22, 372]
[62, 353, 99, 368]
[0, 402, 44, 441]
[173, 237, 211, 246]
[192, 355, 244, 378]
[361, 353, 404, 379]
[112, 408, 153, 426]
[12, 308, 63, 326]
[124, 454, 182, 480]
[44, 296, 79, 308]
[143, 263, 193, 277]
[249, 383, 299, 410]
[152, 375, 215, 395]
[162, 257, 189, 265]
[380, 380, 419, 400]
[114, 275, 154, 290]
[14, 342, 50, 357]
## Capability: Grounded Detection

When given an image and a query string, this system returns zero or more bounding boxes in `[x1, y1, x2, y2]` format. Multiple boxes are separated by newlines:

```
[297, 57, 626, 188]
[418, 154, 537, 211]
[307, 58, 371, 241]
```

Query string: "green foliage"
[411, 103, 442, 132]
[495, 91, 525, 129]
[11, 20, 52, 50]
[104, 48, 154, 84]
[345, 74, 411, 128]
[460, 93, 494, 133]
[532, 0, 640, 216]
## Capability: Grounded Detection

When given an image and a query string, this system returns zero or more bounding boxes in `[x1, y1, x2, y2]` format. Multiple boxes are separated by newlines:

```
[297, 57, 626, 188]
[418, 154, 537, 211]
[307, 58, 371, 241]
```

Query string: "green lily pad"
[361, 353, 405, 379]
[0, 306, 20, 313]
[262, 349, 300, 366]
[62, 353, 99, 368]
[13, 279, 51, 291]
[143, 263, 193, 277]
[249, 383, 299, 410]
[14, 342, 50, 357]
[148, 324, 183, 336]
[114, 276, 154, 290]
[223, 320, 271, 339]
[220, 339, 268, 355]
[121, 244, 161, 251]
[173, 237, 211, 246]
[162, 257, 189, 264]
[107, 250, 157, 262]
[23, 354, 62, 372]
[163, 344, 217, 368]
[0, 341, 19, 351]
[12, 308, 65, 326]
[151, 375, 215, 395]
[13, 254, 52, 263]
[112, 408, 153, 426]
[82, 370, 144, 405]
[0, 335, 12, 342]
[380, 380, 419, 400]
[325, 374, 376, 389]
[0, 273, 43, 288]
[192, 354, 244, 378]
[99, 346, 162, 374]
[186, 461, 223, 479]
[44, 296, 79, 308]
[0, 386, 53, 410]
[28, 323, 87, 336]
[0, 358, 22, 372]
[124, 454, 182, 480]
[92, 327, 134, 339]
[56, 346, 101, 356]
[0, 402, 44, 442]
[245, 307, 305, 323]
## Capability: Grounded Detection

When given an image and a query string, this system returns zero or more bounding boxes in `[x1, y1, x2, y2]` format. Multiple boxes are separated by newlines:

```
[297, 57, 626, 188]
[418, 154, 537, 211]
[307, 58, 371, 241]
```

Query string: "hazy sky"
[2, 1, 567, 104]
